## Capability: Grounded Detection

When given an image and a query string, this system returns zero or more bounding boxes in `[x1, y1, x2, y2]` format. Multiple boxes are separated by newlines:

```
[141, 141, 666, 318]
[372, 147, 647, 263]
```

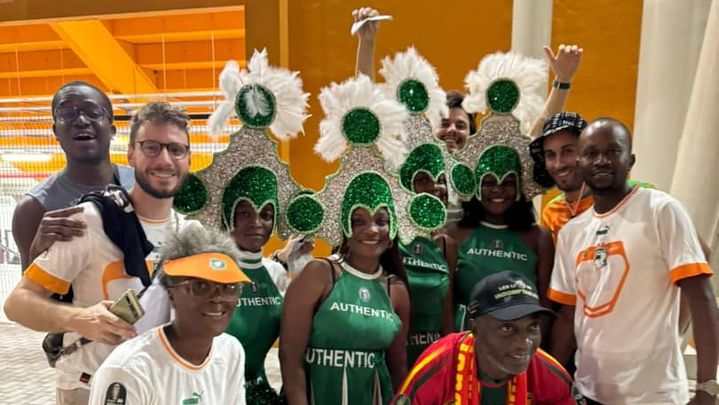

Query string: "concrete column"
[632, 0, 712, 191]
[670, 0, 719, 255]
[511, 0, 553, 214]
[511, 0, 553, 62]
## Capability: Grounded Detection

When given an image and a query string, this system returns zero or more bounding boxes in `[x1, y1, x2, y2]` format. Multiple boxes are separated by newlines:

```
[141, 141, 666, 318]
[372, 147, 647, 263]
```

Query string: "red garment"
[393, 332, 579, 405]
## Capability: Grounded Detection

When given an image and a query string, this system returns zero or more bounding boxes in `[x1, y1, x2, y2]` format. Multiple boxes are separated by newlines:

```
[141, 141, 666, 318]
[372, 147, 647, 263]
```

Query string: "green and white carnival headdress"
[173, 49, 309, 239]
[285, 74, 446, 247]
[378, 47, 451, 238]
[450, 52, 547, 201]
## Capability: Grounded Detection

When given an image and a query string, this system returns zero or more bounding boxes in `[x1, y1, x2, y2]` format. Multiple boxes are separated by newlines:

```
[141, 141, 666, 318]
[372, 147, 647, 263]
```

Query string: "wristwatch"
[696, 379, 719, 395]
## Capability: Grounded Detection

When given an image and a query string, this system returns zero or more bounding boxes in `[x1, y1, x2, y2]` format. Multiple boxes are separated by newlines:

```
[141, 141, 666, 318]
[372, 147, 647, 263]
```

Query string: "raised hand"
[544, 44, 583, 83]
[352, 7, 381, 43]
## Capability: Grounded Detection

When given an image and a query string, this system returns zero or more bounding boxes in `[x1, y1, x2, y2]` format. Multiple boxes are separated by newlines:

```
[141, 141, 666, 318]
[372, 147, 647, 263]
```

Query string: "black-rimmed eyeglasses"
[135, 140, 190, 160]
[54, 105, 109, 122]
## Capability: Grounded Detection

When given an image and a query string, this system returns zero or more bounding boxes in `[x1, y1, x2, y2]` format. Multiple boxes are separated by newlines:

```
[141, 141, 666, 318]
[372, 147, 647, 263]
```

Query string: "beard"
[134, 169, 187, 199]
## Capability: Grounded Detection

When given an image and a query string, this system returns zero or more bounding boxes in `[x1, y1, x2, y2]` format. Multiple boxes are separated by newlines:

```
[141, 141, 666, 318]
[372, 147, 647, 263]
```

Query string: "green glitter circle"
[222, 166, 278, 229]
[397, 79, 429, 114]
[341, 108, 380, 144]
[173, 173, 207, 214]
[450, 164, 476, 197]
[486, 79, 520, 114]
[342, 172, 397, 239]
[286, 195, 324, 233]
[409, 194, 446, 230]
[235, 84, 277, 128]
[400, 143, 445, 191]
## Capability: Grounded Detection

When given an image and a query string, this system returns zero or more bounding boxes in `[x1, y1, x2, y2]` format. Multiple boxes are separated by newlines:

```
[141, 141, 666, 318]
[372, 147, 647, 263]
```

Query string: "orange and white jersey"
[549, 186, 712, 405]
[88, 327, 246, 405]
[24, 201, 197, 390]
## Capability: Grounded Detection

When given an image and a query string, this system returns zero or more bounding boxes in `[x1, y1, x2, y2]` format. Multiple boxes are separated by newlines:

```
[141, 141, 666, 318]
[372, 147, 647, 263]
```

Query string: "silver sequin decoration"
[186, 127, 302, 239]
[452, 114, 544, 200]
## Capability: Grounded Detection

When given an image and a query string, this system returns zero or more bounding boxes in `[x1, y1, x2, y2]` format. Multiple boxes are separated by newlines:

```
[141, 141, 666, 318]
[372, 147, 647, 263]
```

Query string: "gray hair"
[158, 223, 242, 286]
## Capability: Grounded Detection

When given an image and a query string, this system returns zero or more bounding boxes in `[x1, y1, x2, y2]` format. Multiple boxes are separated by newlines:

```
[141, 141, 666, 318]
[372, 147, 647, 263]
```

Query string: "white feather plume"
[208, 60, 241, 137]
[462, 52, 547, 134]
[378, 47, 448, 130]
[315, 74, 408, 169]
[207, 49, 310, 140]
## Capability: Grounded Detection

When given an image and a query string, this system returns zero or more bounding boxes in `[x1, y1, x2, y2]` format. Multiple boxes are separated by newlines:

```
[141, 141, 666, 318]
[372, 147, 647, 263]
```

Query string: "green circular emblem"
[409, 194, 446, 230]
[235, 84, 277, 128]
[486, 79, 520, 114]
[450, 163, 477, 197]
[286, 195, 324, 234]
[397, 79, 429, 114]
[341, 108, 381, 144]
[173, 173, 207, 214]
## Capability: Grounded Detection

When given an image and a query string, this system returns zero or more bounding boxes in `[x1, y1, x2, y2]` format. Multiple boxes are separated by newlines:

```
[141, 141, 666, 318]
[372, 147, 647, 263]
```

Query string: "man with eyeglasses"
[4, 101, 198, 405]
[89, 226, 250, 405]
[12, 81, 135, 273]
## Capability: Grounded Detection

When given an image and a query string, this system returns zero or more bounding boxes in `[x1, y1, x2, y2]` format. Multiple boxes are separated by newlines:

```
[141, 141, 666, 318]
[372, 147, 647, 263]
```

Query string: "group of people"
[3, 7, 717, 405]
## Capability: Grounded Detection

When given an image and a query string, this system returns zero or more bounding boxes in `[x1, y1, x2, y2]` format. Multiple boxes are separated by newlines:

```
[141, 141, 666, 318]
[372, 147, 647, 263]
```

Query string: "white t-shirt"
[549, 187, 712, 404]
[88, 326, 246, 405]
[24, 202, 198, 390]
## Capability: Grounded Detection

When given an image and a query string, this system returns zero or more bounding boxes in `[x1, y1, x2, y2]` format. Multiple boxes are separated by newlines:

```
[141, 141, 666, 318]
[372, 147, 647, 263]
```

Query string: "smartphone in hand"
[109, 289, 145, 325]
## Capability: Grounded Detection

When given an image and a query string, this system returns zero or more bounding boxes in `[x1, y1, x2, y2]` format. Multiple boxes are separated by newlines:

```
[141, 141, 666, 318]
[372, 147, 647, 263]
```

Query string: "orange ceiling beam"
[141, 61, 244, 71]
[115, 29, 245, 45]
[49, 20, 158, 94]
[0, 67, 92, 80]
[0, 49, 84, 74]
[0, 0, 244, 25]
[0, 24, 65, 53]
[110, 10, 245, 44]
[134, 39, 245, 66]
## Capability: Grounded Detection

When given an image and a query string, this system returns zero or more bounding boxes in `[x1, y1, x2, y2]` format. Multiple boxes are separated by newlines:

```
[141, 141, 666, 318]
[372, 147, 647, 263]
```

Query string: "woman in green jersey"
[446, 52, 555, 332]
[173, 50, 310, 404]
[281, 73, 445, 405]
[376, 47, 459, 367]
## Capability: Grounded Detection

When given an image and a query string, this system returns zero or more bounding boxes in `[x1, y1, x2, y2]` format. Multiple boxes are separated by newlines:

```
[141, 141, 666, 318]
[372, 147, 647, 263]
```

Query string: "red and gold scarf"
[453, 333, 528, 405]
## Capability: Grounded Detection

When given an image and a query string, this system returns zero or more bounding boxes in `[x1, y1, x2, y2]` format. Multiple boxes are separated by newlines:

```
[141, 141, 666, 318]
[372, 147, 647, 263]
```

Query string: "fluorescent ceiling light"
[2, 153, 53, 162]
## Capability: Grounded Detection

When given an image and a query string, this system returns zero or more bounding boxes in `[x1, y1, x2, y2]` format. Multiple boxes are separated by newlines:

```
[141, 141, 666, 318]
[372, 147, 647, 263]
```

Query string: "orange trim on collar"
[157, 327, 212, 372]
[593, 186, 639, 218]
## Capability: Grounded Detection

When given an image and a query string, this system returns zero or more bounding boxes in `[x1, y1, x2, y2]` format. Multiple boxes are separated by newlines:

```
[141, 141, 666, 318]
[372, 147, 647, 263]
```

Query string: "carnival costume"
[449, 52, 548, 330]
[284, 73, 445, 405]
[174, 49, 309, 404]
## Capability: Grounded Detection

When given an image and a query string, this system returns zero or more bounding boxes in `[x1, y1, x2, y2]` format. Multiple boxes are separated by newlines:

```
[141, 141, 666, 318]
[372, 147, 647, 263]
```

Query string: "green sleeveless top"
[454, 223, 537, 330]
[225, 250, 283, 382]
[399, 237, 449, 367]
[305, 260, 402, 405]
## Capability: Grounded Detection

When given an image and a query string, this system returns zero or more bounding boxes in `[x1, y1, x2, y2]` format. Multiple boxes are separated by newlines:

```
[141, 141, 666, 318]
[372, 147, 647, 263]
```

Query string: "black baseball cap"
[529, 112, 588, 188]
[468, 271, 555, 321]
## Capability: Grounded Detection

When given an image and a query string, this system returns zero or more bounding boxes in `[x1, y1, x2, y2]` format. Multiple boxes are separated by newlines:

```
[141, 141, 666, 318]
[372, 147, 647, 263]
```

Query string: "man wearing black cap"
[393, 271, 582, 405]
[530, 112, 652, 243]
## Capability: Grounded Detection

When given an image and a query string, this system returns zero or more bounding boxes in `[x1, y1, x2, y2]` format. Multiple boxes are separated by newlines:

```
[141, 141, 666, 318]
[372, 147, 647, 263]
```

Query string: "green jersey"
[454, 223, 537, 330]
[305, 261, 401, 405]
[224, 250, 284, 403]
[399, 237, 449, 367]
